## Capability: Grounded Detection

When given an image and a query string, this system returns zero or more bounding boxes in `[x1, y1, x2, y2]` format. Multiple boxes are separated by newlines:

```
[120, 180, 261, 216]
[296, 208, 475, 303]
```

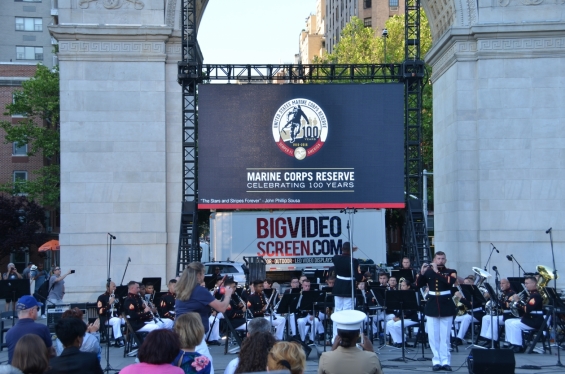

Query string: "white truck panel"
[208, 210, 386, 271]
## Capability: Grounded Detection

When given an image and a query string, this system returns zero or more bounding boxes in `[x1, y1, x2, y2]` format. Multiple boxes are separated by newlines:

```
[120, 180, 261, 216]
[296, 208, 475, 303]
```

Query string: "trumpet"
[110, 292, 117, 316]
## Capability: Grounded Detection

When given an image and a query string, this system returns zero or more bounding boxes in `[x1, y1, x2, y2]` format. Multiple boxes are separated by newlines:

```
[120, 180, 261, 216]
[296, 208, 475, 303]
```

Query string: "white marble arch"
[422, 0, 565, 286]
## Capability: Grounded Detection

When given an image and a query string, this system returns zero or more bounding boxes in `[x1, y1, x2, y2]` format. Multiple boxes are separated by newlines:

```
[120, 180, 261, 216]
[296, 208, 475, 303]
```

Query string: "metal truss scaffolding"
[177, 0, 428, 269]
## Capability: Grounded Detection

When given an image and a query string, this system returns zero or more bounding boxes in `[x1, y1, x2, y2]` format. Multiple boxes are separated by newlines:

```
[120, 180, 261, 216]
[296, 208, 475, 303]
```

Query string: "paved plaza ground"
[0, 315, 564, 374]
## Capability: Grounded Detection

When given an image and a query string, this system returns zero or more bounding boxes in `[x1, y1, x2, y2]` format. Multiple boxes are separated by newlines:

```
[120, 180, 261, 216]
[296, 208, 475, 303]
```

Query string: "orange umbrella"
[39, 239, 60, 252]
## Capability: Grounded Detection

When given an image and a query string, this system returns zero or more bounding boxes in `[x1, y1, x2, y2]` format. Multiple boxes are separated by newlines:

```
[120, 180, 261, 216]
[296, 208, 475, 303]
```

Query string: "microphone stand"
[341, 208, 357, 309]
[510, 255, 526, 278]
[484, 244, 497, 272]
[104, 232, 119, 373]
[492, 267, 500, 349]
[547, 228, 562, 367]
[120, 258, 131, 286]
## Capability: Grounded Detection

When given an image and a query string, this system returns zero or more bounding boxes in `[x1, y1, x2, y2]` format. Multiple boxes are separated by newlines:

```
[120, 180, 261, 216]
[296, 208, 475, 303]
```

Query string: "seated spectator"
[120, 329, 183, 374]
[46, 318, 103, 374]
[5, 295, 54, 364]
[234, 331, 277, 374]
[173, 313, 212, 374]
[318, 310, 383, 374]
[11, 334, 50, 374]
[54, 307, 101, 360]
[267, 341, 306, 374]
[224, 318, 272, 374]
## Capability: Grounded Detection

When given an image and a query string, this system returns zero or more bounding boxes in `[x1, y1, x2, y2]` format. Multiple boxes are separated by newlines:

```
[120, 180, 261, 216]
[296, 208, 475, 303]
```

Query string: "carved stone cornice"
[426, 23, 565, 82]
[50, 24, 173, 62]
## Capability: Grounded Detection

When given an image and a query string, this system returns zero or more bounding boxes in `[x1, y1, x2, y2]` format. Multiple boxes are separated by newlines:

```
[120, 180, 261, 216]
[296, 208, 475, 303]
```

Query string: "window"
[389, 0, 399, 6]
[15, 17, 42, 31]
[13, 143, 27, 156]
[13, 171, 28, 182]
[364, 0, 372, 8]
[364, 17, 372, 27]
[16, 46, 43, 60]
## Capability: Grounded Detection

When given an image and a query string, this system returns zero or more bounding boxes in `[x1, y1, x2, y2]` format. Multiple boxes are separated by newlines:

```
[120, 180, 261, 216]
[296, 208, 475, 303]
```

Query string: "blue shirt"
[175, 286, 215, 332]
[5, 318, 52, 364]
[32, 270, 48, 292]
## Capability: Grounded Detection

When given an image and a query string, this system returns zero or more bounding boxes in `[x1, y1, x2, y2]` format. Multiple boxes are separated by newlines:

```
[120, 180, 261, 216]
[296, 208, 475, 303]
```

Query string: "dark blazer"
[46, 346, 103, 374]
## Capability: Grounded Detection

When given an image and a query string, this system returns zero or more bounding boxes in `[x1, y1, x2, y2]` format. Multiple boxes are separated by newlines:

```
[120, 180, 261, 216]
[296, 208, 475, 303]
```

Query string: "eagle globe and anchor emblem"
[272, 98, 328, 160]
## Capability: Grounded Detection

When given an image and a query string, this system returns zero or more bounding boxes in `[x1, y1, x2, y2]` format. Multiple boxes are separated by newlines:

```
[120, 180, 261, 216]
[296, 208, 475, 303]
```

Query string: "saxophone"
[453, 284, 468, 316]
[537, 265, 557, 305]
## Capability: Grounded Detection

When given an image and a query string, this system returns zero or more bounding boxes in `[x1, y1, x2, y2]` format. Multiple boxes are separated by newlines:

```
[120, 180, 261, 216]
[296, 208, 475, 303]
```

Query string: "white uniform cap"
[331, 310, 367, 331]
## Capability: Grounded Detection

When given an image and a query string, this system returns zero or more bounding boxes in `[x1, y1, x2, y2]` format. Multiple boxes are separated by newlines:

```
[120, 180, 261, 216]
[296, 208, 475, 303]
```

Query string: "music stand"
[507, 277, 526, 287]
[300, 291, 326, 346]
[392, 269, 415, 284]
[141, 277, 162, 294]
[369, 286, 387, 345]
[460, 284, 487, 349]
[386, 290, 418, 362]
[483, 282, 503, 349]
[276, 292, 301, 340]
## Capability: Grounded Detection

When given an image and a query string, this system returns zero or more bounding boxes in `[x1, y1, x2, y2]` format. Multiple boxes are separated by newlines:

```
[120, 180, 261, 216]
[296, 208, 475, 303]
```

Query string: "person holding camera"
[48, 267, 73, 305]
[3, 263, 23, 314]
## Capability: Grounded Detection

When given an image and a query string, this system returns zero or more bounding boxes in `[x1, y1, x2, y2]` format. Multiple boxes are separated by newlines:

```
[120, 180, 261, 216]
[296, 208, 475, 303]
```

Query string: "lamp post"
[382, 28, 388, 64]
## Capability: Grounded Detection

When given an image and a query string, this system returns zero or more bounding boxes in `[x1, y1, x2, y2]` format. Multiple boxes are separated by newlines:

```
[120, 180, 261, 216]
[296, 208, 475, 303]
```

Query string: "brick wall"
[0, 63, 45, 186]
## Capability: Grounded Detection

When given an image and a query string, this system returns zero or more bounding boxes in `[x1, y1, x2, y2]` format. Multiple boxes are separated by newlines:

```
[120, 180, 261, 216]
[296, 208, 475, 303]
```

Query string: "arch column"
[425, 0, 565, 283]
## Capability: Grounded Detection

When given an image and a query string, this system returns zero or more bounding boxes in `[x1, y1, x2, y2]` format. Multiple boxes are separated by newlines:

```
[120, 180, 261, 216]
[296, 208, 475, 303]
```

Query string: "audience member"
[46, 318, 103, 374]
[234, 331, 277, 374]
[30, 264, 48, 318]
[54, 307, 101, 360]
[173, 313, 212, 374]
[267, 341, 306, 374]
[318, 310, 382, 374]
[47, 267, 73, 305]
[224, 318, 272, 374]
[5, 296, 53, 364]
[3, 263, 23, 314]
[120, 329, 183, 374]
[11, 334, 50, 374]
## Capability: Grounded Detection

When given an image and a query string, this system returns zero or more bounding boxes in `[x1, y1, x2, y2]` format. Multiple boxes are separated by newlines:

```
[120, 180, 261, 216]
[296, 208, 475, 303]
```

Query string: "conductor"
[332, 242, 364, 341]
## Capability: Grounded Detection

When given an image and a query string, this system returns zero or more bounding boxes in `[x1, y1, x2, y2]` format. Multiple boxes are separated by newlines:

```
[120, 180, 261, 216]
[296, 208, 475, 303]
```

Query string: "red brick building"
[0, 62, 59, 270]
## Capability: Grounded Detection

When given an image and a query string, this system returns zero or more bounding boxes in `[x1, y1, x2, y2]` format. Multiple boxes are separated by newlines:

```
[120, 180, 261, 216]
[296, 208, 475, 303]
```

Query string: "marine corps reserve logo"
[272, 98, 328, 160]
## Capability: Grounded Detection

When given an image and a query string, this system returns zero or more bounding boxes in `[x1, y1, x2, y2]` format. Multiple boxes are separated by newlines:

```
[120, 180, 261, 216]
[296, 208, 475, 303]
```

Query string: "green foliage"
[0, 65, 60, 208]
[317, 10, 434, 204]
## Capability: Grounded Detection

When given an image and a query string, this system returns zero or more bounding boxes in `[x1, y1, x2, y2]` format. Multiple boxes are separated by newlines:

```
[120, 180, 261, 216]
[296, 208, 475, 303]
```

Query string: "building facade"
[325, 0, 405, 54]
[0, 0, 59, 69]
[298, 1, 325, 64]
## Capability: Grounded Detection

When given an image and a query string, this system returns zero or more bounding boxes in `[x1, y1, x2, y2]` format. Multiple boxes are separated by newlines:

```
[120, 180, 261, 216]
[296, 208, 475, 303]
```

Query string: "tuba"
[472, 267, 492, 295]
[537, 265, 558, 305]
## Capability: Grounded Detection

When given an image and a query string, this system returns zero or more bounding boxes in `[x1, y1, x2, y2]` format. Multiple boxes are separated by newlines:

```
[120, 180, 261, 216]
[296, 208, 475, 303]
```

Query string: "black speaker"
[469, 348, 515, 374]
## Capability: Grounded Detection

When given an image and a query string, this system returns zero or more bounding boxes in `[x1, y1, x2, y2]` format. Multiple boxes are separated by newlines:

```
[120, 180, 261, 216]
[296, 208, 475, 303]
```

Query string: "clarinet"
[139, 292, 158, 323]
[149, 292, 164, 323]
[235, 292, 253, 319]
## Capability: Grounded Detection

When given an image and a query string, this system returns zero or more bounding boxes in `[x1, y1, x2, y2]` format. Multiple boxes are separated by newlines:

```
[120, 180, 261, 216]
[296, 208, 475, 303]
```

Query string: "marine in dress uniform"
[415, 251, 456, 371]
[123, 281, 173, 333]
[504, 277, 544, 353]
[158, 279, 177, 320]
[452, 278, 485, 345]
[97, 281, 125, 347]
[386, 280, 419, 347]
[247, 280, 285, 340]
[332, 242, 364, 341]
[318, 310, 383, 374]
[479, 278, 516, 344]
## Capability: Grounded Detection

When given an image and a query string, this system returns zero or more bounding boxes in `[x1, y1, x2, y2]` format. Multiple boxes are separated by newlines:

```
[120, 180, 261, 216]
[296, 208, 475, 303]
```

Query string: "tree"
[0, 195, 48, 259]
[0, 65, 60, 208]
[319, 12, 434, 199]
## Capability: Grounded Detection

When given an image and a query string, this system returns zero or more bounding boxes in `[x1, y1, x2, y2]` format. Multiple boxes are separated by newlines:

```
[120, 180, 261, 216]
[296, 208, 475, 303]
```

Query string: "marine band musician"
[415, 251, 457, 372]
[247, 279, 285, 340]
[123, 281, 173, 333]
[478, 277, 516, 346]
[96, 280, 125, 347]
[158, 279, 177, 321]
[453, 277, 484, 346]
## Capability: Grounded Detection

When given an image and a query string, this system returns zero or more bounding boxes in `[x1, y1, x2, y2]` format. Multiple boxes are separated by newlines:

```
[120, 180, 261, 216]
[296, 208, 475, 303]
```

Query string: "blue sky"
[198, 0, 318, 64]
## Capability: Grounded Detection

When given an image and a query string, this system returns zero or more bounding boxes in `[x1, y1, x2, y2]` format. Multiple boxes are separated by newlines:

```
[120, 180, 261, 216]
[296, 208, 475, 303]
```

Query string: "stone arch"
[422, 0, 478, 42]
[165, 0, 209, 31]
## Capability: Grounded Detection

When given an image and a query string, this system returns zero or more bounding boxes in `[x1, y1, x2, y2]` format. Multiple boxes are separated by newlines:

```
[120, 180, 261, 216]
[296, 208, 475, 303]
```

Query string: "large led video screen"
[198, 84, 404, 209]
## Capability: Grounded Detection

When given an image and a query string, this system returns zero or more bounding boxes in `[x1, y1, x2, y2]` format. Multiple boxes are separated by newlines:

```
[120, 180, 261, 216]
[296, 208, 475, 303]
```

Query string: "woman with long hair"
[175, 262, 234, 373]
[267, 341, 306, 374]
[172, 313, 211, 374]
[234, 331, 277, 374]
[120, 329, 183, 374]
[10, 334, 49, 374]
